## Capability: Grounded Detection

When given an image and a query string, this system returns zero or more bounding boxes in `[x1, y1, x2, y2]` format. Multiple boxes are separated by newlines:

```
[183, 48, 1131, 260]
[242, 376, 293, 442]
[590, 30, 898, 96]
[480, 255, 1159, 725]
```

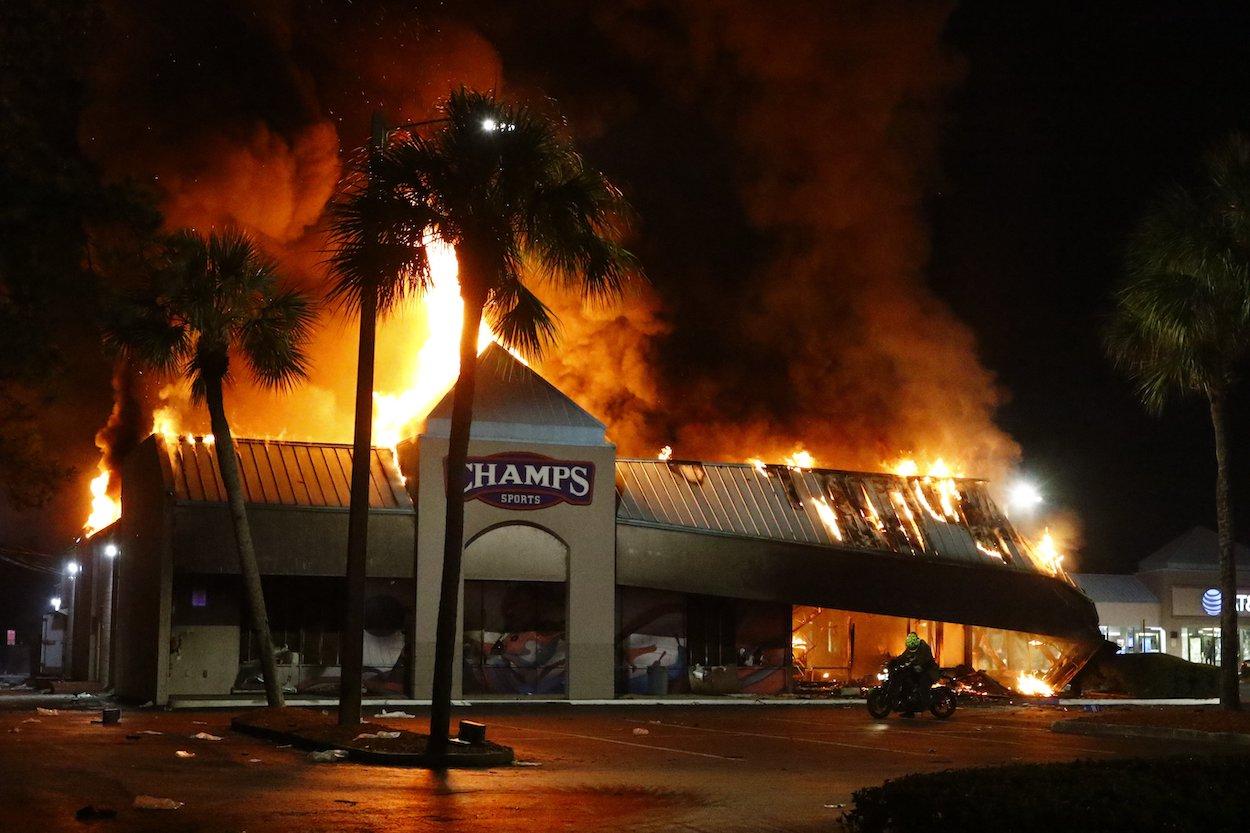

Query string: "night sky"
[5, 1, 1250, 632]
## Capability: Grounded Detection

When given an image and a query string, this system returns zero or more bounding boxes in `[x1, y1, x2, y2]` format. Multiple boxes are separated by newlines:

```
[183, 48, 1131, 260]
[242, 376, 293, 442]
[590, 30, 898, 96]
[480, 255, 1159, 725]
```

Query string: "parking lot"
[0, 697, 1222, 832]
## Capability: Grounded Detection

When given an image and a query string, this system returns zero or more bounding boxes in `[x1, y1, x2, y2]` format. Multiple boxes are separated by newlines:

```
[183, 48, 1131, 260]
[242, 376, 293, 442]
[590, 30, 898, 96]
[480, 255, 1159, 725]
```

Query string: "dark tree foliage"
[0, 0, 160, 509]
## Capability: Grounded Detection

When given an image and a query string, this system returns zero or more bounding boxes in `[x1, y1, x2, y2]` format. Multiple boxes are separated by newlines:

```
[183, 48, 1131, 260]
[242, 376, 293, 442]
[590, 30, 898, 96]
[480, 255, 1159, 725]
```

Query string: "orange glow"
[1015, 672, 1055, 697]
[811, 496, 844, 542]
[84, 464, 120, 537]
[1031, 528, 1065, 576]
[371, 239, 498, 450]
[784, 448, 816, 469]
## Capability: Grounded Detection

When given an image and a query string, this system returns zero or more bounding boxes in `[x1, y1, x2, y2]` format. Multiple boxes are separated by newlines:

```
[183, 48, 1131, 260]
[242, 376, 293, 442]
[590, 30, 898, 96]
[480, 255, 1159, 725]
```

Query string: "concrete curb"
[230, 715, 515, 768]
[1051, 718, 1250, 746]
[172, 696, 870, 709]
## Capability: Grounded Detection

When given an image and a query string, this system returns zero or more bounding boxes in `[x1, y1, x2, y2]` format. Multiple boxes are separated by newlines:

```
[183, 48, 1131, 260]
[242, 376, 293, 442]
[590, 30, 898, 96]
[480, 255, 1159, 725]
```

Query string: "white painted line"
[491, 722, 745, 762]
[633, 718, 939, 758]
[1058, 699, 1219, 707]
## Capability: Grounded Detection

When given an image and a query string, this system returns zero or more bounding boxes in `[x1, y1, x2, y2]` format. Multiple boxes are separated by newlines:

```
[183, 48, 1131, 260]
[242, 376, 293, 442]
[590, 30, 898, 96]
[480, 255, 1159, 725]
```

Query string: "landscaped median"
[230, 708, 514, 768]
[1051, 707, 1250, 746]
[844, 755, 1250, 832]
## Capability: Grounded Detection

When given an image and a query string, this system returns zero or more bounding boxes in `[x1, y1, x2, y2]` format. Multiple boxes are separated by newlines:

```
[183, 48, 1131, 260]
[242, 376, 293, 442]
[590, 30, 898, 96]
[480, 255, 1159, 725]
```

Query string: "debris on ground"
[376, 710, 415, 719]
[308, 749, 349, 763]
[514, 760, 542, 767]
[191, 721, 207, 725]
[175, 750, 195, 759]
[631, 727, 650, 735]
[139, 730, 162, 735]
[36, 708, 58, 716]
[248, 758, 262, 763]
[191, 732, 223, 741]
[22, 718, 40, 724]
[75, 805, 118, 821]
[334, 799, 358, 805]
[132, 796, 183, 811]
[823, 803, 845, 810]
[354, 731, 401, 740]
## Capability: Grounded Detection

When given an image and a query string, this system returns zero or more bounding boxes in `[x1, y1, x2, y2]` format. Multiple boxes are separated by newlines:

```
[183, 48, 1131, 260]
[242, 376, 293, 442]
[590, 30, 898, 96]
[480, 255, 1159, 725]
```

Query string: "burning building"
[61, 345, 1098, 705]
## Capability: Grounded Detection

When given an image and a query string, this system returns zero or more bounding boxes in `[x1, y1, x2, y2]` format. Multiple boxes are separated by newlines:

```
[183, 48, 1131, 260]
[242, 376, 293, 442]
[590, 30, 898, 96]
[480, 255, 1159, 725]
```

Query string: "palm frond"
[485, 279, 560, 359]
[240, 289, 317, 390]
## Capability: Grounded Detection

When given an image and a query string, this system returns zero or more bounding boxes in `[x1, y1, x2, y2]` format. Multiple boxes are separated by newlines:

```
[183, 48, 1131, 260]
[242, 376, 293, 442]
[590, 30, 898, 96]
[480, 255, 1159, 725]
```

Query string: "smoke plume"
[73, 0, 1018, 530]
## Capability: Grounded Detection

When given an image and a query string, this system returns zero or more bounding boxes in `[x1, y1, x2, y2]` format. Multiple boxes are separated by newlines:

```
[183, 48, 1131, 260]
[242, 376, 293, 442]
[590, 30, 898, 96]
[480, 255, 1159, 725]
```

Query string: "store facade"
[62, 346, 1100, 704]
[1076, 527, 1250, 665]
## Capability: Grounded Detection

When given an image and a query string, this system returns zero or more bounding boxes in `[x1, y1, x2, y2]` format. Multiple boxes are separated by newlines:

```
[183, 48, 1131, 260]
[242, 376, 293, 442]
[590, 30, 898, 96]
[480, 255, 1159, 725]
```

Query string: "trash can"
[647, 663, 668, 696]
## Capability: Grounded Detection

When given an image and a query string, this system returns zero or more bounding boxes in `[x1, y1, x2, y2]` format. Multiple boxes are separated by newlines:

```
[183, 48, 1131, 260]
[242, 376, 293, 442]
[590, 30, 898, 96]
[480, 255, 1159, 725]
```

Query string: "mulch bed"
[231, 707, 514, 767]
[1069, 707, 1250, 735]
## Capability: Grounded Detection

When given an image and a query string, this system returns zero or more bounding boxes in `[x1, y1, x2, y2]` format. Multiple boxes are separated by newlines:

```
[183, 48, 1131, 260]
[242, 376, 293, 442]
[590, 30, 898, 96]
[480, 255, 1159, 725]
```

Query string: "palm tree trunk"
[1209, 388, 1241, 710]
[339, 283, 378, 726]
[205, 375, 285, 708]
[426, 292, 485, 761]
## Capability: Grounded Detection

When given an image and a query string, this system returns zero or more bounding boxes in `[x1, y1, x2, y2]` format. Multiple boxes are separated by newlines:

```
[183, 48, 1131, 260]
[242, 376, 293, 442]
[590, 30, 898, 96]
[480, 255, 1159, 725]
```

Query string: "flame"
[1015, 672, 1055, 697]
[1031, 528, 1065, 575]
[747, 457, 767, 473]
[811, 496, 844, 542]
[371, 240, 498, 450]
[657, 445, 673, 461]
[784, 448, 816, 469]
[84, 463, 120, 537]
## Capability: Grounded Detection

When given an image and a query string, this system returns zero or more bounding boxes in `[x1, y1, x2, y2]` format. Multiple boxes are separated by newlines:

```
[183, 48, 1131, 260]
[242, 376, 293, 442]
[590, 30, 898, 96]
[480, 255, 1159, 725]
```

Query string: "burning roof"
[616, 458, 1067, 579]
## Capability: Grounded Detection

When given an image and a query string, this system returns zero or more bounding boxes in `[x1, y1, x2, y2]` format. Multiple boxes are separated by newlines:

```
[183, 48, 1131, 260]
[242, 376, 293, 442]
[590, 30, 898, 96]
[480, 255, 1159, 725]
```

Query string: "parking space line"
[490, 722, 746, 761]
[631, 719, 939, 758]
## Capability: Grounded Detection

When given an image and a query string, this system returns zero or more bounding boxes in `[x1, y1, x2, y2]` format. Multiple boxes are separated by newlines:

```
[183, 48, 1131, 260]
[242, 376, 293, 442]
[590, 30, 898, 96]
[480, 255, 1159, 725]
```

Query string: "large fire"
[83, 237, 518, 530]
[1015, 672, 1056, 697]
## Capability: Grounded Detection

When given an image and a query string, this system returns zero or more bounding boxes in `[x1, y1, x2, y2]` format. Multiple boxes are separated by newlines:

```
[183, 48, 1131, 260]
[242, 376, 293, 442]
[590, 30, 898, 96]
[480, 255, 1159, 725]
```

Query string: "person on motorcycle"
[886, 632, 939, 716]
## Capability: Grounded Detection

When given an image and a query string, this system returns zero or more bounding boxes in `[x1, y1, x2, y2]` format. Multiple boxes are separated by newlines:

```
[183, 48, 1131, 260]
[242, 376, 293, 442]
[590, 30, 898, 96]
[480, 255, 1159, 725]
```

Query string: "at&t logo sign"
[1202, 588, 1250, 616]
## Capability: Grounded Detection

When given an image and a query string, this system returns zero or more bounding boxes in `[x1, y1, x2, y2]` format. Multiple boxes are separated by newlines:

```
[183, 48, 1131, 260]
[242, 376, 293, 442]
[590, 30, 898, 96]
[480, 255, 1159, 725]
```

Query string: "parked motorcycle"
[865, 666, 957, 719]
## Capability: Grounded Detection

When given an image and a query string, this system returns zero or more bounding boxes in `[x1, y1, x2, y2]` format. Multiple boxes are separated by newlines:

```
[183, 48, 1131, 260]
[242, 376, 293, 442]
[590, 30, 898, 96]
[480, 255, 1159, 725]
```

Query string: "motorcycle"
[865, 666, 957, 719]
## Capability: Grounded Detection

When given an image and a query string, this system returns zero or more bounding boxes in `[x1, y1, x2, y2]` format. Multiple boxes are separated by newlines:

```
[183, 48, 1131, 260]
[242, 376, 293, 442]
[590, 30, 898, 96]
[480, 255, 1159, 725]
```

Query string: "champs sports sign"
[461, 453, 595, 510]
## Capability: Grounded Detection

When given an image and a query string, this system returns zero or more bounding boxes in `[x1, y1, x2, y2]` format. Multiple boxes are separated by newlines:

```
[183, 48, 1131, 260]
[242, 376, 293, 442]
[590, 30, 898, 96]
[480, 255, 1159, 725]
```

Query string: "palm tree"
[329, 89, 640, 760]
[1107, 133, 1250, 711]
[106, 228, 315, 709]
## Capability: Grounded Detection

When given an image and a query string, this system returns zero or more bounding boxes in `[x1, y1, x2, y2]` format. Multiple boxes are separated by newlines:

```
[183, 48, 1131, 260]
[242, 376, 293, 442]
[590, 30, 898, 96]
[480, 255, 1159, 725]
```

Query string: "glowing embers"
[1015, 672, 1055, 697]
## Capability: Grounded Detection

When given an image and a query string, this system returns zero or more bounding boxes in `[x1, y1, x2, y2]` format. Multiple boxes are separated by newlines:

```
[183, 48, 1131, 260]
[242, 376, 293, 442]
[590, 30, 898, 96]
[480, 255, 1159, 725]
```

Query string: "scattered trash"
[248, 758, 262, 764]
[139, 730, 162, 735]
[354, 731, 401, 740]
[513, 760, 542, 767]
[376, 710, 415, 719]
[21, 718, 39, 724]
[308, 749, 349, 763]
[823, 803, 845, 810]
[75, 805, 118, 821]
[191, 732, 222, 741]
[191, 721, 207, 725]
[334, 799, 358, 805]
[631, 727, 650, 735]
[102, 708, 121, 726]
[36, 707, 58, 716]
[276, 744, 292, 749]
[175, 750, 196, 759]
[132, 796, 184, 811]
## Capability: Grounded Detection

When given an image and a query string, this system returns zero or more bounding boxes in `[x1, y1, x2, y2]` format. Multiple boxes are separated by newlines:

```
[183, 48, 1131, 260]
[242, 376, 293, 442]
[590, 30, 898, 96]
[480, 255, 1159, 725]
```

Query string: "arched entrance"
[462, 524, 569, 697]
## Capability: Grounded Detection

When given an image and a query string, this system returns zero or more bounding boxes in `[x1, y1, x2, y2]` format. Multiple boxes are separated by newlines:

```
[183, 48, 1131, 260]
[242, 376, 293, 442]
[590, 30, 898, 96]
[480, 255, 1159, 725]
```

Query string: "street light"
[103, 543, 119, 558]
[66, 561, 80, 576]
[50, 597, 61, 611]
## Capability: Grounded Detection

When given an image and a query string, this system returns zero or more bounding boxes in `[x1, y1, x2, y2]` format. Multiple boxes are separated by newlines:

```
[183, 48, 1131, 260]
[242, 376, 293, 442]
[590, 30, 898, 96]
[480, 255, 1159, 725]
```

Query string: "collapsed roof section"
[615, 459, 1063, 579]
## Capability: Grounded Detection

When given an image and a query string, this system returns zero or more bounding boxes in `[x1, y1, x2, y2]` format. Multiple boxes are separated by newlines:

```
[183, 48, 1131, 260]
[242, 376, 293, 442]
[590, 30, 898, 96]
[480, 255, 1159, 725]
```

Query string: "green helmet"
[905, 632, 921, 650]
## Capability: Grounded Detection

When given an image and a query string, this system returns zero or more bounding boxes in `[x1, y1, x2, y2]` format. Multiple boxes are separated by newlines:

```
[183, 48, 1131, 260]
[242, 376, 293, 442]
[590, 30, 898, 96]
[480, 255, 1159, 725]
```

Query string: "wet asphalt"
[0, 695, 1225, 832]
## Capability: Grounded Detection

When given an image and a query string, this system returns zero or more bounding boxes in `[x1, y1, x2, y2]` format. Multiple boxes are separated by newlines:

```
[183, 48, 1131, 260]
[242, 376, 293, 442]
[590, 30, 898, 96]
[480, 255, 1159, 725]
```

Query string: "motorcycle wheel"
[866, 688, 892, 719]
[929, 688, 957, 719]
